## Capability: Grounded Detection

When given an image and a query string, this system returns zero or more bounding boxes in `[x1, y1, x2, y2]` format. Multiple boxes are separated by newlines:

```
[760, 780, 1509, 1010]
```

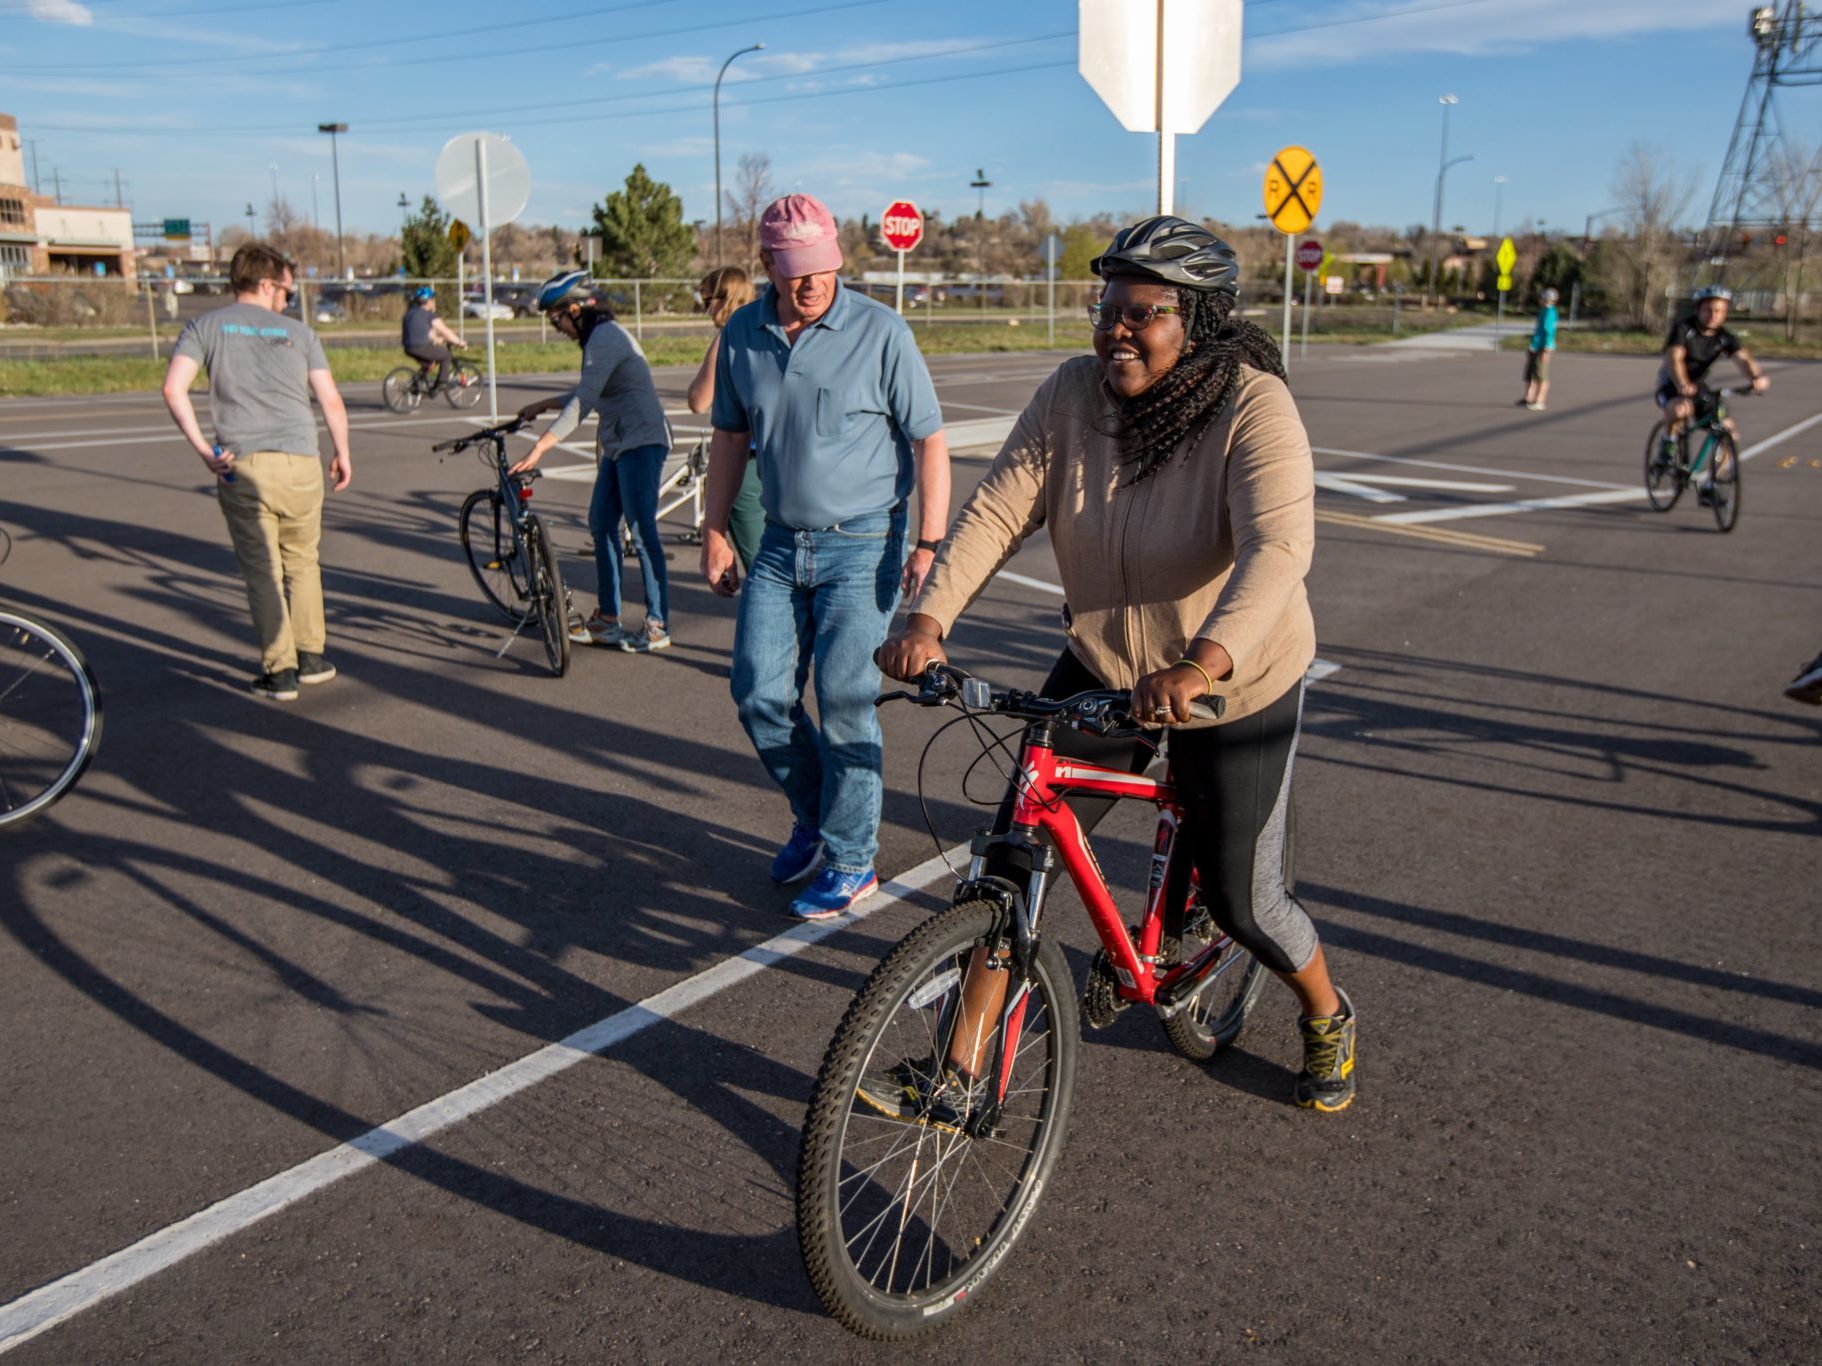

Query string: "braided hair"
[1107, 281, 1286, 485]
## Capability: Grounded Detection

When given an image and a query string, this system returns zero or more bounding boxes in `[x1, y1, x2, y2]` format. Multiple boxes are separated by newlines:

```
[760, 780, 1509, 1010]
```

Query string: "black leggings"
[985, 649, 1318, 975]
[406, 345, 450, 389]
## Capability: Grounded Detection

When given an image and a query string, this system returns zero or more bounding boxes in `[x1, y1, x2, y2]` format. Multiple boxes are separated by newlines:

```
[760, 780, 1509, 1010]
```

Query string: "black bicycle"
[0, 527, 103, 829]
[384, 350, 485, 414]
[434, 418, 571, 677]
[1645, 385, 1751, 532]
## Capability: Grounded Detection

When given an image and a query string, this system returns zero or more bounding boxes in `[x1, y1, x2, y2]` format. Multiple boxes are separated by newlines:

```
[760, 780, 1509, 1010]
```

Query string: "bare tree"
[723, 152, 776, 273]
[1772, 139, 1822, 339]
[1609, 143, 1695, 332]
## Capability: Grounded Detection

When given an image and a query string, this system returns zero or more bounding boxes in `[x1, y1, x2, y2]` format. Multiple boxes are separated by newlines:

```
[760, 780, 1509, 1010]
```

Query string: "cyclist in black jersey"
[400, 286, 466, 394]
[1654, 286, 1768, 495]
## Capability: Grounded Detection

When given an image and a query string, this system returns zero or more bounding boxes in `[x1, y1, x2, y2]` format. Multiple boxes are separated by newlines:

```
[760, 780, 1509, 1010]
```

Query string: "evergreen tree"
[400, 195, 459, 311]
[589, 165, 697, 279]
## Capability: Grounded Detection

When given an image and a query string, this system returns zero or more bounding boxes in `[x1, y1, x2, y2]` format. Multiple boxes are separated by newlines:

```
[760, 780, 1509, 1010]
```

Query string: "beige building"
[0, 113, 137, 277]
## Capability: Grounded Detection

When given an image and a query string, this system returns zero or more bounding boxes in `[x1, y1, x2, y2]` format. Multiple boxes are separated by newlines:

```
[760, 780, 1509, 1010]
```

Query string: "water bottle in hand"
[213, 444, 236, 484]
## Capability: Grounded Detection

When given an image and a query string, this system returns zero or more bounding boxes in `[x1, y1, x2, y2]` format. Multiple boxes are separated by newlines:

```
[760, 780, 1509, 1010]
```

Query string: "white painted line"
[943, 416, 1018, 450]
[1306, 659, 1343, 683]
[1313, 473, 1406, 504]
[0, 847, 965, 1354]
[1738, 408, 1822, 462]
[1313, 446, 1631, 492]
[1374, 486, 1646, 525]
[1321, 472, 1513, 493]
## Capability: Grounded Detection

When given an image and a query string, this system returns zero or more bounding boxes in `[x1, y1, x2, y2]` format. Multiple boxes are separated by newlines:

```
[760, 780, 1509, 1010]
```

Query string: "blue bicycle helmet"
[536, 268, 600, 312]
[410, 285, 436, 302]
[1694, 285, 1733, 302]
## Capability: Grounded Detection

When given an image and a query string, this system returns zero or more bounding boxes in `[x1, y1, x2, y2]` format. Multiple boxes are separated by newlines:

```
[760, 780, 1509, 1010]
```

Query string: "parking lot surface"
[2, 341, 1818, 1361]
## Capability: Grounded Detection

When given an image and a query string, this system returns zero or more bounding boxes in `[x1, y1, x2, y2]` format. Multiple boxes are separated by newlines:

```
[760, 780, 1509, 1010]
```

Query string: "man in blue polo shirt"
[702, 193, 951, 919]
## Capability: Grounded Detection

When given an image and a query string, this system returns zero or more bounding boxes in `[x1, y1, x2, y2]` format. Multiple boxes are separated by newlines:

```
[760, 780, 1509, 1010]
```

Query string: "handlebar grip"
[1184, 696, 1225, 722]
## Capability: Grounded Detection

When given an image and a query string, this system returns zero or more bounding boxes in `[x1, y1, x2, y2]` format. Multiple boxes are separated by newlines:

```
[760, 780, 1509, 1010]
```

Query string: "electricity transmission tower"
[1703, 3, 1822, 273]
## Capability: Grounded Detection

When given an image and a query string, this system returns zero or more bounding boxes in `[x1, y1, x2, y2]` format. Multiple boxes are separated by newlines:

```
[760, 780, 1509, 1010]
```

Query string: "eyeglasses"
[1086, 302, 1181, 332]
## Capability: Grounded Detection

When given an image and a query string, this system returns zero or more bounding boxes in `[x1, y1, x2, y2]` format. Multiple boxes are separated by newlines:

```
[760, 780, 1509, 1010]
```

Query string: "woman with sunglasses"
[512, 269, 674, 652]
[685, 266, 765, 571]
[879, 216, 1357, 1113]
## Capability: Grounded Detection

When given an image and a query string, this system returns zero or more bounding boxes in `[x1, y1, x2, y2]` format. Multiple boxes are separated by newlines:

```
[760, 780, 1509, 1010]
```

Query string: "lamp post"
[244, 201, 256, 236]
[1492, 175, 1507, 239]
[1426, 95, 1473, 308]
[713, 42, 765, 268]
[317, 122, 348, 279]
[970, 167, 991, 220]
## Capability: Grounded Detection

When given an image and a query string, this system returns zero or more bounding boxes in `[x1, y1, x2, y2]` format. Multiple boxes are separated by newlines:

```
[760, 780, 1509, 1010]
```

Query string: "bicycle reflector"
[517, 484, 535, 501]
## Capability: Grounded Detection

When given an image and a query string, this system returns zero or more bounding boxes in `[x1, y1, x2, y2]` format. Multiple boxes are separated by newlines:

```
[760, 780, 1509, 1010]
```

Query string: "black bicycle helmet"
[1090, 216, 1241, 301]
[535, 268, 600, 312]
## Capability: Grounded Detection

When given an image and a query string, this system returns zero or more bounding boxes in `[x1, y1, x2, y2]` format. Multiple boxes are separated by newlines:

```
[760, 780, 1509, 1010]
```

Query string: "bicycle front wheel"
[445, 359, 484, 409]
[458, 488, 529, 621]
[797, 899, 1079, 1339]
[381, 366, 422, 414]
[525, 515, 570, 677]
[0, 611, 103, 830]
[1643, 421, 1682, 512]
[1709, 431, 1740, 532]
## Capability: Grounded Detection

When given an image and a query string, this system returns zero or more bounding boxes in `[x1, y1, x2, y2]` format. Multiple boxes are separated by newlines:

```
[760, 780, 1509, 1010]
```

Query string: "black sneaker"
[1785, 651, 1822, 706]
[296, 652, 337, 685]
[251, 668, 300, 701]
[1295, 988, 1357, 1113]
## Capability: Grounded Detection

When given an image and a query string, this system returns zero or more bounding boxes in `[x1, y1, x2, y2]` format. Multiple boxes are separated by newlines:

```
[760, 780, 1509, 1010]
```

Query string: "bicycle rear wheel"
[525, 515, 571, 677]
[1158, 794, 1291, 1060]
[445, 359, 484, 409]
[1643, 421, 1682, 512]
[797, 899, 1079, 1339]
[1709, 431, 1740, 533]
[0, 610, 103, 830]
[382, 366, 422, 414]
[458, 488, 529, 621]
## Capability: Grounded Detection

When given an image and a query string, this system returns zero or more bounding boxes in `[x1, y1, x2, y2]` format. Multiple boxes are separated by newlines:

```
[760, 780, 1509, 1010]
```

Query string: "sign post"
[450, 218, 470, 341]
[880, 200, 924, 314]
[1079, 0, 1244, 215]
[1494, 234, 1516, 343]
[1296, 238, 1321, 359]
[435, 133, 532, 421]
[1263, 146, 1322, 374]
[1042, 231, 1065, 347]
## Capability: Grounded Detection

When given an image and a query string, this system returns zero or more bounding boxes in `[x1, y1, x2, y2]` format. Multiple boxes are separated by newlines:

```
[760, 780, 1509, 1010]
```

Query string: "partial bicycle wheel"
[0, 610, 103, 830]
[1158, 793, 1291, 1060]
[525, 515, 571, 677]
[797, 898, 1079, 1339]
[1708, 431, 1741, 533]
[458, 488, 529, 621]
[1643, 420, 1682, 512]
[445, 359, 484, 409]
[381, 366, 423, 414]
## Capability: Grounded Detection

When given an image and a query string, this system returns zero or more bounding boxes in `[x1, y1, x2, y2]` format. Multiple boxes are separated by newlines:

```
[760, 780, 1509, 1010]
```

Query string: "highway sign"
[1296, 240, 1322, 272]
[1078, 0, 1244, 134]
[1264, 147, 1322, 235]
[880, 201, 924, 253]
[162, 218, 191, 241]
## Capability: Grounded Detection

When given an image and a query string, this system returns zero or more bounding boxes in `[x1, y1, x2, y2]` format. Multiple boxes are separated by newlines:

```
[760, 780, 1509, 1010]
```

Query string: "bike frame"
[478, 434, 543, 611]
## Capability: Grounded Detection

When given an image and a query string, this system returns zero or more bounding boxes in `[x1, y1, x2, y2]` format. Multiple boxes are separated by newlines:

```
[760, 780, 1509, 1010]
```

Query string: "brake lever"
[874, 689, 919, 708]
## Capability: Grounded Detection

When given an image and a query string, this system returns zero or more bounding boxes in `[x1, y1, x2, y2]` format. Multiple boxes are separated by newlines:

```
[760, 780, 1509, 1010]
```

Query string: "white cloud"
[618, 38, 1010, 86]
[1248, 0, 1733, 70]
[25, 1, 91, 27]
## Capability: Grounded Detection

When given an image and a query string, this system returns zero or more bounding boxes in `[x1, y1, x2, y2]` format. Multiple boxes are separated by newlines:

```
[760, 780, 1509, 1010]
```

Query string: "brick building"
[0, 113, 137, 277]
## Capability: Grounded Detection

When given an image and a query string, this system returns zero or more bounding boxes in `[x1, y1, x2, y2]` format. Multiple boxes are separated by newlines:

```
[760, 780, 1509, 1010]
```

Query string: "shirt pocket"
[815, 386, 844, 440]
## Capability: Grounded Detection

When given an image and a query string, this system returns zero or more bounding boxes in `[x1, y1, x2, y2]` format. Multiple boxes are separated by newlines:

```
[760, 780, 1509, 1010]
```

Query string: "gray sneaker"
[569, 613, 625, 647]
[621, 618, 671, 653]
[251, 668, 300, 701]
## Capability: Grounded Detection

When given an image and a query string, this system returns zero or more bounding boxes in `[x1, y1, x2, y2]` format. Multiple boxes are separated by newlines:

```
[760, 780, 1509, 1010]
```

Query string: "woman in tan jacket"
[880, 216, 1356, 1112]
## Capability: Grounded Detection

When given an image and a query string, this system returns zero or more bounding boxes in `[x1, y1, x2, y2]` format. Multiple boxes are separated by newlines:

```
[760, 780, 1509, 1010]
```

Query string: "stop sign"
[1295, 239, 1323, 272]
[880, 200, 924, 253]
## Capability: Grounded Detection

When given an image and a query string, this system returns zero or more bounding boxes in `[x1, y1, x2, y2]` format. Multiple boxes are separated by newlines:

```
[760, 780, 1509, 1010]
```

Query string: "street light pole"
[1492, 174, 1507, 239]
[1427, 94, 1472, 308]
[970, 169, 992, 316]
[713, 42, 765, 268]
[318, 122, 348, 279]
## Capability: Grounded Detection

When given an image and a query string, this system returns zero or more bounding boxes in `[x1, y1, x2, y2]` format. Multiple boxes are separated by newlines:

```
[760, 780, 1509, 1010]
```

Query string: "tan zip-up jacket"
[911, 356, 1315, 725]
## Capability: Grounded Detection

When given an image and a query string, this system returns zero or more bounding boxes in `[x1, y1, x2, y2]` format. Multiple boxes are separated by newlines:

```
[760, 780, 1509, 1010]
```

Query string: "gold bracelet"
[1173, 657, 1217, 696]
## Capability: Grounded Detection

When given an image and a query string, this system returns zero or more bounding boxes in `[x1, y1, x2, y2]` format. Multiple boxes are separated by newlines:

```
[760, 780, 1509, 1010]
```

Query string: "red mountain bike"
[796, 663, 1284, 1338]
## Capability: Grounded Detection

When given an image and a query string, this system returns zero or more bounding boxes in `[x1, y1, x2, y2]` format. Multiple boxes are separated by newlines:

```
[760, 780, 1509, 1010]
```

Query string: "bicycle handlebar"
[877, 659, 1223, 731]
[430, 414, 531, 455]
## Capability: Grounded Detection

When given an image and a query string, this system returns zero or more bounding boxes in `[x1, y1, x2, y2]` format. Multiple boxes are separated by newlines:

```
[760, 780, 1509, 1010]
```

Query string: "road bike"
[796, 663, 1284, 1338]
[383, 349, 485, 414]
[1645, 386, 1751, 532]
[434, 418, 572, 677]
[0, 527, 104, 829]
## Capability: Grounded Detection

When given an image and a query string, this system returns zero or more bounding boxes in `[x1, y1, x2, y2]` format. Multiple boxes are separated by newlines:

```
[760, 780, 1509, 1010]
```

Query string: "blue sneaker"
[769, 823, 825, 884]
[788, 867, 878, 921]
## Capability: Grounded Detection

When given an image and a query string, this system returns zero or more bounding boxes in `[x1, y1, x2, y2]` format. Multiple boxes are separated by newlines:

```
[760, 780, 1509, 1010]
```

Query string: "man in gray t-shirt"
[162, 243, 354, 701]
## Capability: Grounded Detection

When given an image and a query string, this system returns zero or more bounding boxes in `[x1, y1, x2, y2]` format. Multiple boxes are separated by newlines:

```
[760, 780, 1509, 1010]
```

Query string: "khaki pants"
[216, 451, 326, 674]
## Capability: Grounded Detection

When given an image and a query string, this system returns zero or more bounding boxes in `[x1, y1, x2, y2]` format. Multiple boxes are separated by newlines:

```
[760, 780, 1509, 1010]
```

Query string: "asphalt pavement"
[1, 340, 1818, 1362]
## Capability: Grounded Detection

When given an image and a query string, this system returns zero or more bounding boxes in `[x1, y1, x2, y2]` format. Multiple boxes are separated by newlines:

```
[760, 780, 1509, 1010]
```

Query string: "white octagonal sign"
[1079, 0, 1243, 134]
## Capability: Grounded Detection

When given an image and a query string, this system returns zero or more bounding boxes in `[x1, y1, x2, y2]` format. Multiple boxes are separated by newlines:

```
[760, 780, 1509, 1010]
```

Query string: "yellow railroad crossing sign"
[1263, 146, 1322, 235]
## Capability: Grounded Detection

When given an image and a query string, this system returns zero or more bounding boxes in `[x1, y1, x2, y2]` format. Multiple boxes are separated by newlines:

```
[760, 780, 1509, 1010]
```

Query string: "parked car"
[462, 296, 514, 320]
[283, 294, 347, 325]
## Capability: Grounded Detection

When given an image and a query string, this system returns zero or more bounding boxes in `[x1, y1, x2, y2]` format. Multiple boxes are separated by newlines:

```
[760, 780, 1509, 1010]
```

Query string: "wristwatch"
[915, 538, 942, 554]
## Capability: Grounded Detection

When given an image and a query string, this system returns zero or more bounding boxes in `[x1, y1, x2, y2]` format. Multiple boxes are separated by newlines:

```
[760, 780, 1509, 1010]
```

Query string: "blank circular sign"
[435, 132, 531, 228]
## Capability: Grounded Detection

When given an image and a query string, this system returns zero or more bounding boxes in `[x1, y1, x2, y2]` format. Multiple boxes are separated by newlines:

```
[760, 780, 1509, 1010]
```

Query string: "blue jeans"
[589, 443, 670, 625]
[731, 506, 906, 874]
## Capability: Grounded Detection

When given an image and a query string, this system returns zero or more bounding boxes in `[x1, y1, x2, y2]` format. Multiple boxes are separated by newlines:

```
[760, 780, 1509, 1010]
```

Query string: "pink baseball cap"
[760, 193, 843, 276]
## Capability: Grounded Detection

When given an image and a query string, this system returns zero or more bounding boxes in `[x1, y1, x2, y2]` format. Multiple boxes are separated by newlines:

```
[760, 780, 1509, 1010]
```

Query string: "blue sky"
[4, 0, 1815, 242]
